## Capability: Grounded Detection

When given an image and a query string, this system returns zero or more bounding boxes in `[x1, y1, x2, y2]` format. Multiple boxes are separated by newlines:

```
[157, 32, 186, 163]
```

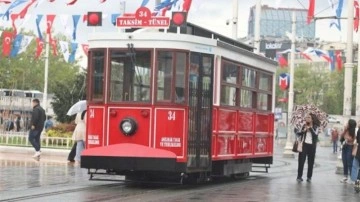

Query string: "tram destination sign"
[117, 7, 170, 28]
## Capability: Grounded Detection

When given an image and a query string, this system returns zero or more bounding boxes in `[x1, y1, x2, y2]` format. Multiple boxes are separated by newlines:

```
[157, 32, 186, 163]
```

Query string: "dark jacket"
[296, 124, 319, 145]
[31, 104, 46, 131]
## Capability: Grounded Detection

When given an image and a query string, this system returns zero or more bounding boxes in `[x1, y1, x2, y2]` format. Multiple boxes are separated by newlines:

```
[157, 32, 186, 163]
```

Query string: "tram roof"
[125, 22, 255, 52]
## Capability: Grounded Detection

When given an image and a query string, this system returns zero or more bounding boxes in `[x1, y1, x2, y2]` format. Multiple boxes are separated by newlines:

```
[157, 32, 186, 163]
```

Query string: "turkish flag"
[336, 50, 343, 71]
[2, 31, 13, 57]
[50, 39, 58, 56]
[35, 38, 44, 59]
[82, 44, 89, 56]
[46, 14, 56, 34]
[307, 0, 315, 24]
[10, 13, 19, 35]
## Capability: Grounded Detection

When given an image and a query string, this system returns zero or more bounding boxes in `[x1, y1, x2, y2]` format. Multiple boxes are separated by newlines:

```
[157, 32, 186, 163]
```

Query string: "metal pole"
[43, 33, 50, 114]
[344, 0, 354, 117]
[254, 0, 261, 54]
[283, 12, 296, 158]
[356, 28, 360, 117]
[232, 0, 238, 39]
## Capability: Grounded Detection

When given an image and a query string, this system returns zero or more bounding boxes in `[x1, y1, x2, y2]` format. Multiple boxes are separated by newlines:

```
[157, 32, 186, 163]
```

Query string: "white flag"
[59, 41, 70, 62]
[59, 14, 72, 36]
[18, 35, 33, 54]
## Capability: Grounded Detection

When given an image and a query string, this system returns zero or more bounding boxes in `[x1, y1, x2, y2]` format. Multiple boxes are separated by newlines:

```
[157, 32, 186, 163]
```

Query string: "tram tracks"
[1, 157, 337, 202]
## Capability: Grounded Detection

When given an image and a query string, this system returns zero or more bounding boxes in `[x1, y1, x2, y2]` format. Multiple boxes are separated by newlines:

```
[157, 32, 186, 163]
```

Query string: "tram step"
[251, 163, 270, 173]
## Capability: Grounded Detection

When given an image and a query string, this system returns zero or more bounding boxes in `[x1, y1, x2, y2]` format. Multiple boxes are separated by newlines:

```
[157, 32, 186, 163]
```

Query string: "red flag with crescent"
[50, 39, 58, 56]
[35, 38, 44, 59]
[46, 14, 56, 34]
[2, 31, 13, 57]
[82, 44, 89, 56]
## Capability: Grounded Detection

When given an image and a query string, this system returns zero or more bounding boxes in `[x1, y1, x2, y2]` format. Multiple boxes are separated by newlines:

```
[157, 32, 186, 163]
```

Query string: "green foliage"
[46, 123, 76, 138]
[51, 72, 86, 123]
[0, 29, 82, 92]
[275, 62, 346, 115]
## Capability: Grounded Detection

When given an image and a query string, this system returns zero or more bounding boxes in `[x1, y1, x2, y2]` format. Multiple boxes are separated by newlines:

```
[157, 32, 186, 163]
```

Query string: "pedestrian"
[340, 119, 356, 183]
[72, 110, 86, 163]
[331, 127, 339, 154]
[350, 121, 360, 185]
[15, 115, 21, 132]
[28, 99, 46, 158]
[44, 116, 53, 131]
[296, 113, 320, 182]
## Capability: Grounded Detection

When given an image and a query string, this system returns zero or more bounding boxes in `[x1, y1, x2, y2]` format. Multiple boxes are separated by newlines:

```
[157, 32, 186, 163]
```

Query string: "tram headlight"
[120, 118, 137, 136]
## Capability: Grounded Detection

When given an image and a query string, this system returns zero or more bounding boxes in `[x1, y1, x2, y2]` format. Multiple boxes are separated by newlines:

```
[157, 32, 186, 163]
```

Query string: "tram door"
[187, 52, 213, 170]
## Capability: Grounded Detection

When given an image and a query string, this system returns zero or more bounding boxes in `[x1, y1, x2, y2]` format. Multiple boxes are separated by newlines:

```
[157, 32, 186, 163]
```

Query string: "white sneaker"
[340, 177, 348, 183]
[348, 181, 355, 185]
[32, 151, 41, 158]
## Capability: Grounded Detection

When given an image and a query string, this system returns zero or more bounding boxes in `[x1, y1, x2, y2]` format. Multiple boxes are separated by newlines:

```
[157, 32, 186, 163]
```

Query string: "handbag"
[292, 141, 299, 152]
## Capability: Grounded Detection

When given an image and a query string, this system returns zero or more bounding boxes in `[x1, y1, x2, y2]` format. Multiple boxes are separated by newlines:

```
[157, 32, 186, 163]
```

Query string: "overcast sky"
[0, 0, 357, 66]
[0, 0, 356, 43]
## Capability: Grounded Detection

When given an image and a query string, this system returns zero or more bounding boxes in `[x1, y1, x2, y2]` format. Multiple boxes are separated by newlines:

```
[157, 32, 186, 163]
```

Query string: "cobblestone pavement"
[0, 144, 359, 202]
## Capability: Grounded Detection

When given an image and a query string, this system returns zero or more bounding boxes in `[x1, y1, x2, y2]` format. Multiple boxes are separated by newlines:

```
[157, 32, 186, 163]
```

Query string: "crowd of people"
[295, 113, 360, 188]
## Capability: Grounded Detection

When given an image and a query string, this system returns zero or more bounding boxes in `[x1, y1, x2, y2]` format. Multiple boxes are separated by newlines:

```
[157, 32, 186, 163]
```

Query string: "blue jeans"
[342, 144, 354, 177]
[28, 129, 42, 152]
[351, 157, 360, 182]
[333, 141, 338, 153]
[75, 140, 85, 162]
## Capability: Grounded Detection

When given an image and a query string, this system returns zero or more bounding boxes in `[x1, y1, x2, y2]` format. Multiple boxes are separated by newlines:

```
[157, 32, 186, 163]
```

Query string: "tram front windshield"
[109, 50, 151, 102]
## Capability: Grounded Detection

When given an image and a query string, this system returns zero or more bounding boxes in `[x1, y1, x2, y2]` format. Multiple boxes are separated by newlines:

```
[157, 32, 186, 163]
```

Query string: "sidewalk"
[0, 145, 70, 163]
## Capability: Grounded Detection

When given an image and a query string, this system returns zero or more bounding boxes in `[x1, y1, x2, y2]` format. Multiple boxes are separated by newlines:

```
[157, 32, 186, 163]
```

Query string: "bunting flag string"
[335, 50, 343, 71]
[3, 0, 28, 21]
[328, 50, 335, 71]
[67, 0, 77, 6]
[0, 0, 11, 4]
[46, 14, 56, 41]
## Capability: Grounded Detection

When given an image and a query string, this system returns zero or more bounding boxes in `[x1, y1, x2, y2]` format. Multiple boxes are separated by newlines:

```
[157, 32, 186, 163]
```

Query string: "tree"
[51, 72, 86, 123]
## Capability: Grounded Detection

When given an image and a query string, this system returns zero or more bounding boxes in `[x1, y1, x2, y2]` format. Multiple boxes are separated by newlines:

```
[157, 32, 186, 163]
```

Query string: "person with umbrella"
[296, 113, 320, 182]
[66, 100, 87, 163]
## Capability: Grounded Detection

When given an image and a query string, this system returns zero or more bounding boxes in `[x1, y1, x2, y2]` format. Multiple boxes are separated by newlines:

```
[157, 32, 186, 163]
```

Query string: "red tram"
[81, 23, 277, 182]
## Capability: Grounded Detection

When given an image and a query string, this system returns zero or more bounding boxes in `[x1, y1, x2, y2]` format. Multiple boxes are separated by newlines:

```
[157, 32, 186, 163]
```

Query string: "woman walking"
[296, 113, 320, 182]
[340, 119, 356, 183]
[72, 110, 87, 163]
[350, 121, 360, 185]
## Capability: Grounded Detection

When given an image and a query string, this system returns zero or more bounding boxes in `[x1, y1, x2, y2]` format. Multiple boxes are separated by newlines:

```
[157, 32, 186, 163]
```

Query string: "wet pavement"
[0, 144, 359, 202]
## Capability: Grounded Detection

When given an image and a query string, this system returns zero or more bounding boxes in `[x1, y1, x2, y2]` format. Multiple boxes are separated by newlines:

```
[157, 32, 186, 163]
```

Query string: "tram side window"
[157, 51, 187, 103]
[257, 73, 272, 111]
[221, 62, 239, 106]
[91, 50, 105, 100]
[110, 51, 151, 102]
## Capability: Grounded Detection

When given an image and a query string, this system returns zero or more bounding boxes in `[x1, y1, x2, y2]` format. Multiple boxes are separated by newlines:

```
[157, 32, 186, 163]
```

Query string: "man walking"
[29, 99, 46, 158]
